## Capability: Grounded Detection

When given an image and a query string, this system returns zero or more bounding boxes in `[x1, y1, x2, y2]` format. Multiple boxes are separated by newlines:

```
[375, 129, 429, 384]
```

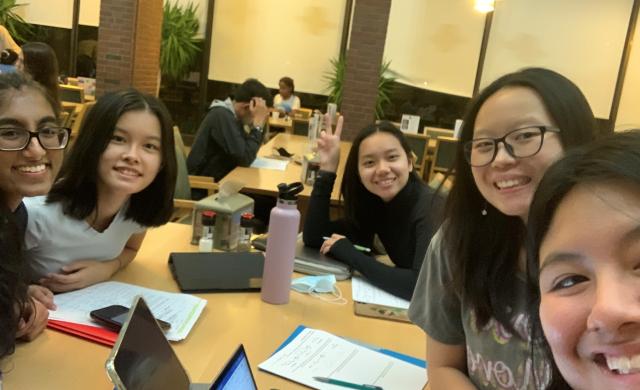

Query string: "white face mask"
[291, 274, 347, 305]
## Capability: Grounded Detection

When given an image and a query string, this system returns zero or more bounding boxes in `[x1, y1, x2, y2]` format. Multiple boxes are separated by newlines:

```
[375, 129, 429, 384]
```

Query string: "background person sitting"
[273, 76, 300, 115]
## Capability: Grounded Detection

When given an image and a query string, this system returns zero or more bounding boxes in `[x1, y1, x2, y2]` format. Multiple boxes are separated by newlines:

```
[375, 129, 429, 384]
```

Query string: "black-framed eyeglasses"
[463, 126, 560, 167]
[0, 126, 70, 151]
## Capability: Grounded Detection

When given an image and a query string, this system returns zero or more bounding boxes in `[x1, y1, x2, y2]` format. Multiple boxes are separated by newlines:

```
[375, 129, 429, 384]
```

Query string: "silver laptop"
[106, 296, 257, 390]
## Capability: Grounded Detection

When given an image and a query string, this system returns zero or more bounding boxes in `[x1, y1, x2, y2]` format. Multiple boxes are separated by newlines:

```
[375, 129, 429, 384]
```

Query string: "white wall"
[16, 0, 74, 29]
[616, 13, 640, 130]
[480, 0, 633, 119]
[384, 0, 486, 97]
[173, 0, 208, 38]
[209, 0, 345, 94]
[79, 0, 101, 27]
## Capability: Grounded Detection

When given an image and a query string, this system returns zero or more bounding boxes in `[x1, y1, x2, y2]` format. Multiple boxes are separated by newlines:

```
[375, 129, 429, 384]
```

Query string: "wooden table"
[222, 133, 351, 204]
[268, 116, 293, 133]
[6, 223, 426, 389]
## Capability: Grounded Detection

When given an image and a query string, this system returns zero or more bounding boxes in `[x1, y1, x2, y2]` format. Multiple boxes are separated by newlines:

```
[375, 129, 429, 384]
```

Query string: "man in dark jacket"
[187, 78, 272, 180]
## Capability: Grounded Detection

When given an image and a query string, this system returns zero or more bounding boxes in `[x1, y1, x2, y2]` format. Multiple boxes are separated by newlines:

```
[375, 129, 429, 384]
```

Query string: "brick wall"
[340, 0, 392, 140]
[96, 0, 163, 97]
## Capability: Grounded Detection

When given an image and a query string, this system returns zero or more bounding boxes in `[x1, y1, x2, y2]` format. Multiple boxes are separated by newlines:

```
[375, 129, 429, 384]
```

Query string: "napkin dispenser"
[191, 182, 254, 251]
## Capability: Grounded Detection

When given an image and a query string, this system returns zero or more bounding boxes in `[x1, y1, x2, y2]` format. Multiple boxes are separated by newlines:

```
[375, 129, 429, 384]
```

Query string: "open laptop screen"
[108, 297, 191, 390]
[210, 345, 257, 390]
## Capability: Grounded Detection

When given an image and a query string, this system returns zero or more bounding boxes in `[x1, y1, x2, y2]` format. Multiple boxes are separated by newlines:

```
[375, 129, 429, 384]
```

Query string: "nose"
[22, 135, 46, 159]
[491, 141, 516, 167]
[122, 144, 141, 163]
[587, 275, 640, 337]
[376, 160, 390, 173]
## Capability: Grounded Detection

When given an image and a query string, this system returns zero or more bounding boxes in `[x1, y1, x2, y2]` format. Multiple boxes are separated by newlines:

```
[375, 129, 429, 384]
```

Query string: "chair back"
[292, 118, 310, 136]
[291, 108, 312, 120]
[403, 133, 429, 173]
[59, 84, 85, 103]
[429, 136, 458, 181]
[425, 127, 454, 139]
[173, 127, 192, 200]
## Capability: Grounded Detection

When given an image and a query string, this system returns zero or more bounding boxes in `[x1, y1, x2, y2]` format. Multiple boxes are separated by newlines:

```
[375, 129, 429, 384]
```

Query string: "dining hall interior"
[4, 0, 640, 389]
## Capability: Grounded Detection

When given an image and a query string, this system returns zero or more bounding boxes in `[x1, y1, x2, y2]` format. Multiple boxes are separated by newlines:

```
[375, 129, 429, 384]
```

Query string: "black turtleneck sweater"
[303, 171, 443, 300]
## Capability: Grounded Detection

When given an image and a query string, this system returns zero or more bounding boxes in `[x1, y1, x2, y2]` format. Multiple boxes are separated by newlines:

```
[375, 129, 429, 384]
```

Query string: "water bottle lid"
[240, 212, 255, 227]
[277, 182, 304, 201]
[201, 210, 216, 225]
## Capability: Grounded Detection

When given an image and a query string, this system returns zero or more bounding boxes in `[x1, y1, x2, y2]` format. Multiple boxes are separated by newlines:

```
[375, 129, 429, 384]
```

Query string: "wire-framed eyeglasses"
[0, 126, 70, 151]
[463, 126, 560, 167]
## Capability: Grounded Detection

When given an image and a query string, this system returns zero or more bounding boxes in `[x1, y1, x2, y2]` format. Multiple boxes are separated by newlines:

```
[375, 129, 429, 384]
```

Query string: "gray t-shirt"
[409, 229, 549, 390]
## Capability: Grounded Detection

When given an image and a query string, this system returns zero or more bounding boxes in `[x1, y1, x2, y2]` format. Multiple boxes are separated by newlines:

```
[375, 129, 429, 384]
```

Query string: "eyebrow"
[0, 116, 57, 127]
[114, 126, 162, 142]
[359, 147, 401, 159]
[539, 252, 584, 273]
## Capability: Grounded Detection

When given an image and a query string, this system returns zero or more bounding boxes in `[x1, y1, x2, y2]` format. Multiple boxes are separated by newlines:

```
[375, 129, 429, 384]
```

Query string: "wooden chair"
[59, 84, 85, 103]
[291, 108, 312, 120]
[403, 132, 429, 176]
[292, 118, 310, 136]
[428, 136, 458, 182]
[172, 127, 218, 222]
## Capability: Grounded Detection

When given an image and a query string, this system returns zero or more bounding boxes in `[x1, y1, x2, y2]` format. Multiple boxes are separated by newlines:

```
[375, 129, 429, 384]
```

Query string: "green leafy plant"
[0, 0, 34, 43]
[323, 56, 396, 119]
[160, 1, 201, 82]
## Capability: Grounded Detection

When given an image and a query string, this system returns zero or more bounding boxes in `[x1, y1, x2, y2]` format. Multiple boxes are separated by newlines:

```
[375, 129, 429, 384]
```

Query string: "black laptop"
[168, 252, 264, 292]
[106, 296, 258, 390]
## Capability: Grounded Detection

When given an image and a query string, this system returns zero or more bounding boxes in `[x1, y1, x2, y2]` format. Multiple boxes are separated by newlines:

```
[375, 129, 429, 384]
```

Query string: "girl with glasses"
[0, 72, 68, 358]
[527, 130, 640, 390]
[23, 89, 177, 293]
[408, 68, 598, 389]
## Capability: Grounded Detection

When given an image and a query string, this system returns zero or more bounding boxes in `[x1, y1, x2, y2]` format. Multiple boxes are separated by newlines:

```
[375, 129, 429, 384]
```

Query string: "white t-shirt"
[273, 94, 301, 113]
[24, 196, 146, 280]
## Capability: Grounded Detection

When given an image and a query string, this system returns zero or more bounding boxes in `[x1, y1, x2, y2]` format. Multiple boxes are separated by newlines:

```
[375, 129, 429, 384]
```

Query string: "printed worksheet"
[351, 276, 411, 309]
[48, 281, 206, 341]
[250, 157, 289, 171]
[259, 327, 427, 390]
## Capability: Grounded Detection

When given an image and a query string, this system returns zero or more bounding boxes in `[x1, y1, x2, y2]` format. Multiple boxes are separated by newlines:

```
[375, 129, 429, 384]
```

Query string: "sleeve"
[23, 200, 45, 251]
[273, 94, 283, 110]
[209, 110, 263, 167]
[408, 228, 466, 345]
[302, 171, 349, 248]
[292, 96, 301, 110]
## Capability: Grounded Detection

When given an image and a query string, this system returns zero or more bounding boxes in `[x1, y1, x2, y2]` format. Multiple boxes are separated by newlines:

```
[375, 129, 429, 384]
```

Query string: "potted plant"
[323, 56, 395, 119]
[160, 1, 201, 83]
[0, 0, 35, 43]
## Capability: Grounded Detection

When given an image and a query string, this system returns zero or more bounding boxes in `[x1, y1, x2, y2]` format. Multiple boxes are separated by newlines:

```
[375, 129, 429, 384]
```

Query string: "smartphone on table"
[90, 305, 171, 331]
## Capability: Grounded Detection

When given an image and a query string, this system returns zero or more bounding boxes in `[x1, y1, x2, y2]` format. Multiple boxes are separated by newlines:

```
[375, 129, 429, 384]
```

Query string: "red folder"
[47, 319, 118, 347]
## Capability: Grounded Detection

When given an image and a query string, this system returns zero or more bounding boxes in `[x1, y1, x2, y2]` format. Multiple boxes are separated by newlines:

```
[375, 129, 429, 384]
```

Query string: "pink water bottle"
[261, 182, 304, 304]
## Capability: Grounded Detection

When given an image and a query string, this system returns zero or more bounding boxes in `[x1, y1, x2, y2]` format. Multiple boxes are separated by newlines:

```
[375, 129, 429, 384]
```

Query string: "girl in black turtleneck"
[303, 121, 443, 300]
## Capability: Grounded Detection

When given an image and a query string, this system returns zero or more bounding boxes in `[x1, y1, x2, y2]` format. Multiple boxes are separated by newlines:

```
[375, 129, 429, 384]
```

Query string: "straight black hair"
[443, 67, 598, 330]
[22, 42, 60, 109]
[47, 89, 177, 226]
[526, 129, 640, 390]
[233, 78, 273, 107]
[340, 121, 419, 228]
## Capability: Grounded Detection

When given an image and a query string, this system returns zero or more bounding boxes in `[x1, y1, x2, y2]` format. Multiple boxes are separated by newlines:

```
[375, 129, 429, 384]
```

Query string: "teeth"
[377, 178, 394, 186]
[17, 164, 46, 173]
[606, 354, 640, 374]
[117, 168, 139, 176]
[496, 178, 526, 189]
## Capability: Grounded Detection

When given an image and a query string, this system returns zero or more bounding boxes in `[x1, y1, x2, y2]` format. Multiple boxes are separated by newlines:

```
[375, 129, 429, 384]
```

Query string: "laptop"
[251, 234, 351, 280]
[168, 252, 264, 292]
[106, 296, 258, 390]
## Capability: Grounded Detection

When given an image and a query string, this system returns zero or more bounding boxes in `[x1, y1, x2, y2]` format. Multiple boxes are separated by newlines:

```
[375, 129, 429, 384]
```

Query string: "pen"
[322, 236, 371, 253]
[314, 376, 383, 390]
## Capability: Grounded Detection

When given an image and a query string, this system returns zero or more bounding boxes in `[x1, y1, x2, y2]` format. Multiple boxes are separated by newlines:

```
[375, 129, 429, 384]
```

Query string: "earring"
[481, 202, 488, 216]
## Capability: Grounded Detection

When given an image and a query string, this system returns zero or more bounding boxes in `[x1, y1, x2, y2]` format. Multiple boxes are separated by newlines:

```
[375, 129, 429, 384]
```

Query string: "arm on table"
[40, 232, 146, 292]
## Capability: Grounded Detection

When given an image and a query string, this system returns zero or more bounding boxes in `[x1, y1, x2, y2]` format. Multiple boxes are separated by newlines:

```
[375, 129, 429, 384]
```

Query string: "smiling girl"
[303, 121, 443, 300]
[408, 68, 598, 389]
[24, 89, 177, 293]
[528, 130, 640, 390]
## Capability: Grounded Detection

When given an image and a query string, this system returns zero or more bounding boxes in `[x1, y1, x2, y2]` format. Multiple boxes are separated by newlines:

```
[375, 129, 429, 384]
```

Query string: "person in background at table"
[21, 42, 60, 109]
[24, 89, 177, 293]
[303, 120, 443, 300]
[408, 67, 598, 389]
[0, 72, 71, 347]
[187, 78, 271, 181]
[527, 130, 640, 390]
[273, 76, 300, 116]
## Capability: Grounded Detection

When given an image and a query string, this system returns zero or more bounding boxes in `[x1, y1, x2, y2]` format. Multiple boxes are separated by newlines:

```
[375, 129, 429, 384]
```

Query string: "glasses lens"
[38, 127, 69, 149]
[465, 138, 495, 167]
[505, 127, 544, 158]
[0, 128, 29, 150]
